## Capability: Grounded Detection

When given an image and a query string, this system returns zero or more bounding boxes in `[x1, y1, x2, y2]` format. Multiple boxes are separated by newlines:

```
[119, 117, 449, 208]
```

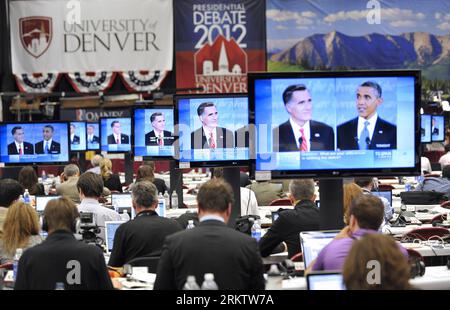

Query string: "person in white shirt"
[439, 144, 450, 169]
[76, 172, 121, 242]
[7, 126, 34, 155]
[107, 120, 129, 145]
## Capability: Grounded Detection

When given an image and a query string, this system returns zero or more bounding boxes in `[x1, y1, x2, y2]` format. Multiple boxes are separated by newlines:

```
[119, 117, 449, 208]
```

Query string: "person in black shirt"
[259, 179, 320, 258]
[136, 165, 167, 195]
[108, 181, 182, 267]
[14, 197, 113, 290]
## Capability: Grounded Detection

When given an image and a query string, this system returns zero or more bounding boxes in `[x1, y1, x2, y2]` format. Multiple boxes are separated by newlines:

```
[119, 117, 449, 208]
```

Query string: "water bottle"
[13, 248, 23, 282]
[201, 273, 219, 290]
[183, 275, 200, 290]
[120, 209, 130, 221]
[251, 219, 262, 242]
[23, 189, 31, 204]
[171, 191, 178, 210]
[19, 195, 24, 203]
[186, 220, 195, 230]
[55, 282, 65, 290]
[163, 192, 170, 210]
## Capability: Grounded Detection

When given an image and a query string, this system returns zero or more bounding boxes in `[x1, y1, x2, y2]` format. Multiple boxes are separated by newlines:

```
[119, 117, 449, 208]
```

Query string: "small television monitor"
[420, 114, 431, 143]
[431, 115, 445, 142]
[133, 107, 175, 158]
[306, 272, 345, 290]
[175, 93, 250, 167]
[69, 121, 87, 151]
[104, 221, 125, 254]
[86, 122, 100, 150]
[249, 70, 421, 179]
[100, 117, 132, 153]
[0, 122, 70, 164]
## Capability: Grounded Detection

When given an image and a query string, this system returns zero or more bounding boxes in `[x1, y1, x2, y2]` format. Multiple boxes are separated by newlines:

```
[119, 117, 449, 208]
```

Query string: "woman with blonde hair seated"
[100, 158, 123, 193]
[343, 183, 363, 225]
[0, 201, 42, 264]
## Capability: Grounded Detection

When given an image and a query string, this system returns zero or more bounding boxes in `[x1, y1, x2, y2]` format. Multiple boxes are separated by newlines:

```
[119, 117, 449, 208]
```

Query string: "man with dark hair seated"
[14, 197, 113, 290]
[414, 164, 450, 198]
[154, 179, 265, 290]
[0, 179, 24, 234]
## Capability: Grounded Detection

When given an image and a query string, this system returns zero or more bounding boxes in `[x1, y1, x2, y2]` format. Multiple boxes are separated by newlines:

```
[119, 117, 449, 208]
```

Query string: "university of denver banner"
[9, 0, 173, 74]
[174, 0, 266, 93]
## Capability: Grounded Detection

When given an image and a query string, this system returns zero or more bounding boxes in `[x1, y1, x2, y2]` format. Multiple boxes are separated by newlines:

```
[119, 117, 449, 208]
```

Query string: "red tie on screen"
[299, 128, 308, 152]
[209, 132, 216, 149]
[19, 147, 23, 155]
[158, 134, 163, 146]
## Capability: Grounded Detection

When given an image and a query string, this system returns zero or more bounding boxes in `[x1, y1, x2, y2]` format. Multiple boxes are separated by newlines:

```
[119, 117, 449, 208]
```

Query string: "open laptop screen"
[111, 193, 135, 218]
[307, 272, 345, 290]
[300, 230, 339, 268]
[35, 196, 60, 212]
[105, 221, 125, 253]
[371, 190, 392, 206]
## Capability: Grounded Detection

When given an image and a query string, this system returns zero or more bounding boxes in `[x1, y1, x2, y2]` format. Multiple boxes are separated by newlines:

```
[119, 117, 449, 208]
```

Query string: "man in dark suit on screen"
[154, 179, 265, 290]
[86, 124, 100, 144]
[190, 102, 234, 149]
[145, 112, 174, 146]
[432, 117, 439, 136]
[7, 126, 34, 155]
[35, 125, 61, 154]
[70, 124, 80, 145]
[337, 81, 396, 150]
[107, 120, 129, 145]
[273, 84, 335, 152]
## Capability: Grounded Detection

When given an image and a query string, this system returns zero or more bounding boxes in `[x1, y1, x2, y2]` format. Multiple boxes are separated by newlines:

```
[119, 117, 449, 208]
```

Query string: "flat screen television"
[248, 70, 421, 178]
[175, 93, 250, 167]
[0, 122, 70, 164]
[86, 122, 100, 150]
[69, 121, 87, 151]
[420, 114, 431, 143]
[133, 107, 175, 158]
[100, 117, 132, 153]
[431, 115, 445, 142]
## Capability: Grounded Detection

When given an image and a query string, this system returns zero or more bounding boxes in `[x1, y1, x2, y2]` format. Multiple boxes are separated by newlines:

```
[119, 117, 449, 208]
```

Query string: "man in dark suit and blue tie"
[273, 84, 335, 152]
[70, 124, 80, 145]
[35, 125, 61, 154]
[190, 102, 234, 149]
[337, 81, 396, 150]
[86, 124, 100, 144]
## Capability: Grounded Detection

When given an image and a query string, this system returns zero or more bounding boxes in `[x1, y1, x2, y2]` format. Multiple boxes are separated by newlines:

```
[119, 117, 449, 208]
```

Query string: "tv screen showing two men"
[177, 96, 249, 162]
[134, 108, 175, 157]
[253, 76, 417, 172]
[0, 123, 69, 163]
[100, 118, 131, 152]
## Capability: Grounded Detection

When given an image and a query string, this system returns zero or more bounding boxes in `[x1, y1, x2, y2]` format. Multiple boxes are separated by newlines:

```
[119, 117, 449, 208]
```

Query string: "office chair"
[405, 227, 450, 241]
[269, 198, 292, 206]
[441, 201, 450, 209]
[424, 173, 441, 178]
[290, 252, 303, 262]
[431, 213, 447, 225]
[126, 254, 161, 273]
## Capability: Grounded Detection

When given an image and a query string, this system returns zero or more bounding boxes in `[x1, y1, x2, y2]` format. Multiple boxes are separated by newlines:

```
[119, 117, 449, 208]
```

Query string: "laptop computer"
[104, 221, 125, 254]
[306, 271, 345, 290]
[371, 189, 392, 205]
[35, 195, 60, 212]
[299, 230, 339, 268]
[111, 193, 135, 219]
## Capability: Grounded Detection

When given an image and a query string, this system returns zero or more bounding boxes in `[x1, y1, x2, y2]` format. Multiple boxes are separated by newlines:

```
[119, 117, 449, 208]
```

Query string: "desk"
[280, 266, 450, 290]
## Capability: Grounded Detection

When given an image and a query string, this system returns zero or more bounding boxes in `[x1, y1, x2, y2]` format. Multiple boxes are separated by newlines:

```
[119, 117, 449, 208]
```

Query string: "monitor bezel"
[174, 93, 250, 168]
[99, 117, 133, 154]
[0, 121, 70, 166]
[248, 70, 421, 179]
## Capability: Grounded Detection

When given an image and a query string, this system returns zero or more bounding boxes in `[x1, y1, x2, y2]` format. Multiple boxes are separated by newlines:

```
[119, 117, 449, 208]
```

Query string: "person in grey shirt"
[414, 165, 450, 198]
[87, 154, 103, 174]
[77, 172, 121, 242]
[56, 164, 81, 204]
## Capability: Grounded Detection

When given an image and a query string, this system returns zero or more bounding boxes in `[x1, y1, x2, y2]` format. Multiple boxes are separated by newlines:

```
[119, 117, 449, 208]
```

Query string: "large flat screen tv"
[100, 117, 132, 153]
[431, 115, 445, 142]
[420, 114, 431, 143]
[248, 70, 421, 178]
[133, 107, 175, 158]
[69, 121, 87, 151]
[175, 94, 250, 167]
[0, 122, 69, 164]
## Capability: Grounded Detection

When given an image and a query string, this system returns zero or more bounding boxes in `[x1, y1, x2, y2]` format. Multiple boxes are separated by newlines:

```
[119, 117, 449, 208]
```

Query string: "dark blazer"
[103, 173, 123, 193]
[154, 220, 265, 290]
[108, 210, 182, 267]
[71, 135, 80, 144]
[337, 117, 397, 150]
[145, 130, 174, 146]
[273, 120, 335, 152]
[7, 142, 34, 155]
[153, 178, 167, 195]
[35, 140, 61, 154]
[107, 134, 129, 144]
[14, 230, 113, 290]
[259, 200, 320, 258]
[87, 135, 100, 144]
[190, 127, 234, 149]
[432, 127, 439, 136]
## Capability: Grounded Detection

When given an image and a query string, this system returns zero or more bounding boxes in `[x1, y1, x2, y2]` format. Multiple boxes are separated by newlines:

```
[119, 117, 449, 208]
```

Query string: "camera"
[78, 212, 101, 245]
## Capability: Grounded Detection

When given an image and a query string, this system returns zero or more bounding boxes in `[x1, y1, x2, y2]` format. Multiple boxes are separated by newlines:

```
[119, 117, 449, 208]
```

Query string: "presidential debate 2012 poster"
[174, 0, 266, 94]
